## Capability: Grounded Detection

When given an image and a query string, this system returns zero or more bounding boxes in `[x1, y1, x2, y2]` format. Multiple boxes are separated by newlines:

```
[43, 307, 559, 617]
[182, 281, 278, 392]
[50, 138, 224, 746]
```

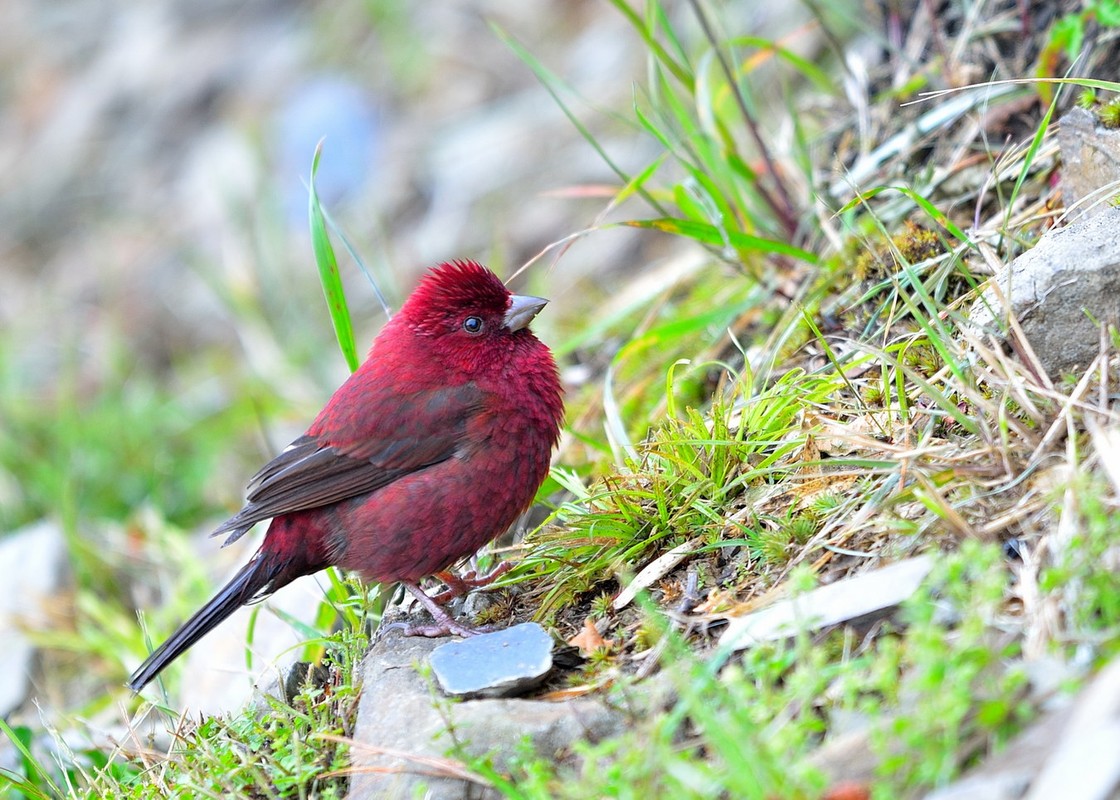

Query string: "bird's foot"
[383, 617, 490, 638]
[430, 561, 512, 604]
[379, 581, 494, 639]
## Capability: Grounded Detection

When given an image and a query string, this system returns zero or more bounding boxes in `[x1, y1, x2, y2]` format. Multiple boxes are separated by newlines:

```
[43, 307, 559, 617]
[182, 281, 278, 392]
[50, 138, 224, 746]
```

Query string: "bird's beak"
[504, 294, 548, 332]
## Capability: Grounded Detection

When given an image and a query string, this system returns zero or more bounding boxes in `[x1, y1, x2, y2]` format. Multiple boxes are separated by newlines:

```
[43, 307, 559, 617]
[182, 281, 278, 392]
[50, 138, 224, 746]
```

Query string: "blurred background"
[0, 0, 645, 426]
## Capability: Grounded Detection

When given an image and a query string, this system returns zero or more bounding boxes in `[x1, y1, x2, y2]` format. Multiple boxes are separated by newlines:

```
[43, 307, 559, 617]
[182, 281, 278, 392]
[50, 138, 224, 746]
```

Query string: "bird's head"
[402, 260, 545, 338]
[394, 260, 550, 373]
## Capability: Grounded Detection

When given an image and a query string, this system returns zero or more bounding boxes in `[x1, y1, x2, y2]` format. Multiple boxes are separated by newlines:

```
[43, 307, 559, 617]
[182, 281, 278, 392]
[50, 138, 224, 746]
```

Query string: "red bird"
[128, 260, 564, 692]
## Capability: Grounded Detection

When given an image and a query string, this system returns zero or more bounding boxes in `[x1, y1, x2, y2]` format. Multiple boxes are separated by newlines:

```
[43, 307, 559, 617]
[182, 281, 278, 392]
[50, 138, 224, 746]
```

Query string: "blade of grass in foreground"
[308, 141, 360, 374]
[839, 185, 973, 247]
[0, 716, 60, 799]
[307, 142, 373, 660]
[620, 218, 820, 264]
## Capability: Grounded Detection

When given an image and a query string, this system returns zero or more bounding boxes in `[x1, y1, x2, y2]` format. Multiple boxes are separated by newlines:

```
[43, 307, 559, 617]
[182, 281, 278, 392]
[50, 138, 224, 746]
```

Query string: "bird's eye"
[462, 316, 485, 334]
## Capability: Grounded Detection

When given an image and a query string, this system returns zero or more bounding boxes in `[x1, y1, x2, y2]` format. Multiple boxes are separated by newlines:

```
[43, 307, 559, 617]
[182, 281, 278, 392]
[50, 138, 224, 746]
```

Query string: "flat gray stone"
[970, 205, 1120, 379]
[350, 631, 623, 800]
[430, 622, 553, 699]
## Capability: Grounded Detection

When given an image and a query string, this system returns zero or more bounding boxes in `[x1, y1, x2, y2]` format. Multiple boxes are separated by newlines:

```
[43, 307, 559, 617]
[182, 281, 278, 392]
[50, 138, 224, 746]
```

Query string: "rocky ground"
[4, 1, 1120, 798]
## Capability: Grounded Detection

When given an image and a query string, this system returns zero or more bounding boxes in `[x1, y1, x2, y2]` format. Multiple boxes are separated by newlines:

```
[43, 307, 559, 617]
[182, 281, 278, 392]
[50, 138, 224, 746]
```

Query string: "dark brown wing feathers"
[211, 382, 484, 545]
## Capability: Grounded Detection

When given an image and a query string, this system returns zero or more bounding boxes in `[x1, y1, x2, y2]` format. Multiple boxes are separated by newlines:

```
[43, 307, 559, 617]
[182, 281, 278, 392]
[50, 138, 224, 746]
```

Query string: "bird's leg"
[382, 581, 488, 638]
[379, 560, 510, 638]
[430, 560, 513, 604]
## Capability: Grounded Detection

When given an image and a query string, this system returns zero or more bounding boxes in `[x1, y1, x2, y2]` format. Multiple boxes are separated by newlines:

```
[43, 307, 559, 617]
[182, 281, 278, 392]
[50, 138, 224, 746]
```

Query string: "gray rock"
[430, 622, 554, 699]
[350, 631, 624, 800]
[1058, 107, 1120, 213]
[0, 520, 67, 717]
[969, 205, 1120, 379]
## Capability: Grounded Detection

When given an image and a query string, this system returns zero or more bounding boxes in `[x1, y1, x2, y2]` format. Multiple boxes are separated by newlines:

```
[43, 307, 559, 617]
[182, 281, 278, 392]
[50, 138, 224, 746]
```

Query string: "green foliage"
[469, 626, 827, 799]
[1038, 0, 1120, 83]
[596, 267, 771, 452]
[1041, 480, 1120, 661]
[308, 142, 359, 373]
[520, 364, 840, 619]
[0, 353, 264, 534]
[747, 508, 820, 566]
[86, 621, 366, 799]
[871, 542, 1030, 790]
[0, 590, 371, 800]
[499, 0, 843, 265]
[1, 719, 66, 800]
[140, 694, 349, 799]
[1099, 99, 1120, 127]
[0, 713, 148, 799]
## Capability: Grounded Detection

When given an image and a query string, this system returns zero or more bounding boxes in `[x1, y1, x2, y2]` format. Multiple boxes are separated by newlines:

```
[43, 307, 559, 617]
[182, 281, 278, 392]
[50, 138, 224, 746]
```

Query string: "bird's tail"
[128, 551, 278, 693]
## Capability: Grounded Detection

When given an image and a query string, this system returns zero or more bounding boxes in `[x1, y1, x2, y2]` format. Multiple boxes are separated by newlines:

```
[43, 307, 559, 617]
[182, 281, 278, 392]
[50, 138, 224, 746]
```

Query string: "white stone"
[0, 520, 67, 716]
[720, 555, 934, 652]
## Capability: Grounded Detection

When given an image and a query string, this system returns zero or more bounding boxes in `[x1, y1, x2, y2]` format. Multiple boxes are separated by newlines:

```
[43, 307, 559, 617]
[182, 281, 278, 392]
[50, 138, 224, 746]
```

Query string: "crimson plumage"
[128, 260, 563, 692]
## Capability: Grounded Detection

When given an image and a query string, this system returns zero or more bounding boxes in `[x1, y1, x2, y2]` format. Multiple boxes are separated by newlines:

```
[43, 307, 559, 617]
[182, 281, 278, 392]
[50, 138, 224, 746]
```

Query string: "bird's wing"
[211, 381, 484, 544]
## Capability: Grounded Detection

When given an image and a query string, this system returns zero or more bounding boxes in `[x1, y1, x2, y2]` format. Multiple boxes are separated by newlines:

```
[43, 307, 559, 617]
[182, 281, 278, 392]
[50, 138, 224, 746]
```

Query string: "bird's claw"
[377, 580, 497, 640]
[430, 561, 513, 604]
[391, 617, 494, 638]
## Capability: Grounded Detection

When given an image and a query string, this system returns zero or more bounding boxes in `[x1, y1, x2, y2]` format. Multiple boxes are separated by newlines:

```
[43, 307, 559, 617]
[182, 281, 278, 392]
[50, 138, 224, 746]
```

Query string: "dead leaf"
[568, 617, 608, 655]
[822, 782, 871, 800]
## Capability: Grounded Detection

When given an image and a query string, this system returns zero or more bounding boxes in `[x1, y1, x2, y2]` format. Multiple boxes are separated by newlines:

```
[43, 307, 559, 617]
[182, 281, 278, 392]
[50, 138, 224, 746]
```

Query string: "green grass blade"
[0, 717, 60, 798]
[309, 141, 360, 374]
[608, 0, 693, 87]
[1003, 85, 1061, 235]
[728, 36, 837, 92]
[619, 217, 820, 263]
[840, 185, 973, 247]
